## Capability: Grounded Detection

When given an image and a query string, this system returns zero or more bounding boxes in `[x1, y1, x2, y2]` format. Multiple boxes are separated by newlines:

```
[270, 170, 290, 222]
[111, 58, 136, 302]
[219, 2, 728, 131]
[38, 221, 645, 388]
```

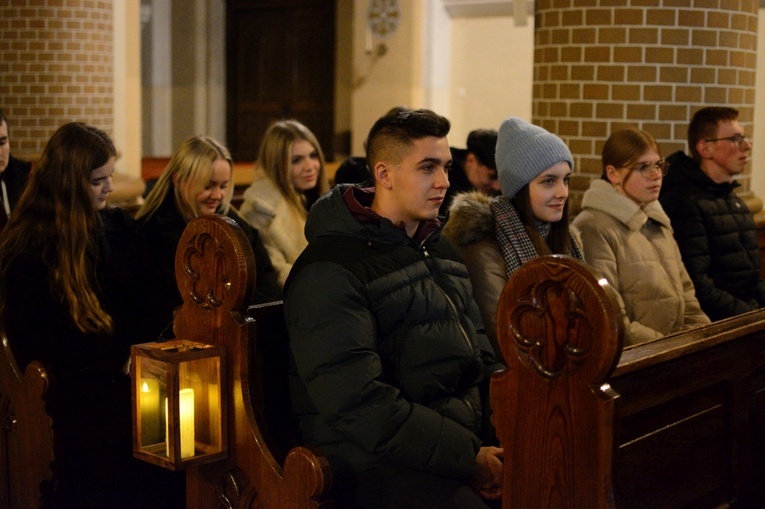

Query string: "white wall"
[349, 0, 534, 155]
[448, 12, 534, 147]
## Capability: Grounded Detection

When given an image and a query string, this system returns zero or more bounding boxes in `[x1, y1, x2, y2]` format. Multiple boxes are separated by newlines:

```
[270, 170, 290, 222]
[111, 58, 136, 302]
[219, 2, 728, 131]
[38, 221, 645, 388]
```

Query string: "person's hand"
[470, 446, 503, 499]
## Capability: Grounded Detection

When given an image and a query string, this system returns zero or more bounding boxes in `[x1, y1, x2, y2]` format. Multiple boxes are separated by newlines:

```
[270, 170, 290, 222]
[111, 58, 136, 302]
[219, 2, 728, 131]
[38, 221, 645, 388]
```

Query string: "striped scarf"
[490, 196, 582, 277]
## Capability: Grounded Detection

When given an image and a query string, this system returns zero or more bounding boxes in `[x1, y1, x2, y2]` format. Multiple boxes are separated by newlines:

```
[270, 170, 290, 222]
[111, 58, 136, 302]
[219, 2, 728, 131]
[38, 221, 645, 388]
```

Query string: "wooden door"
[226, 0, 336, 162]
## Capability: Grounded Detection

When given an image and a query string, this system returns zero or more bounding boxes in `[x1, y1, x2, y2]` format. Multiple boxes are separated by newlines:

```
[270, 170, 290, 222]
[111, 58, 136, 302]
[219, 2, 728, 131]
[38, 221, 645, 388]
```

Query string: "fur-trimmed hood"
[442, 191, 495, 246]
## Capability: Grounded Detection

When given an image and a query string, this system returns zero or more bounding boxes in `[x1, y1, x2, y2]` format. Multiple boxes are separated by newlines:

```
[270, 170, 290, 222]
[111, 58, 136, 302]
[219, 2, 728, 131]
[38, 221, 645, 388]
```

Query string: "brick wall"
[533, 0, 758, 212]
[0, 0, 114, 160]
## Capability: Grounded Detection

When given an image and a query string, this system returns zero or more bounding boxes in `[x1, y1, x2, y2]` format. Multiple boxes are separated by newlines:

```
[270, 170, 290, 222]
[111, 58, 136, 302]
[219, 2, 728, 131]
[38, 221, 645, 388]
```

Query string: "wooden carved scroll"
[176, 215, 332, 509]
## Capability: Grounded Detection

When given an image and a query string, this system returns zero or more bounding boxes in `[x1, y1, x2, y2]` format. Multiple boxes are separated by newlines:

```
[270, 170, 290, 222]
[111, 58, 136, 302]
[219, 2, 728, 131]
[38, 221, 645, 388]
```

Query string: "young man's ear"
[696, 139, 713, 159]
[373, 161, 393, 190]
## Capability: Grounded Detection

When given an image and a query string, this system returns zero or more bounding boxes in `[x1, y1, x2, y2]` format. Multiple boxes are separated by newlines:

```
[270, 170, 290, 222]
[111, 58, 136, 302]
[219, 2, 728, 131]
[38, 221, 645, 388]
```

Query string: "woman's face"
[528, 161, 571, 223]
[90, 156, 115, 210]
[195, 159, 231, 215]
[289, 139, 320, 192]
[608, 148, 663, 205]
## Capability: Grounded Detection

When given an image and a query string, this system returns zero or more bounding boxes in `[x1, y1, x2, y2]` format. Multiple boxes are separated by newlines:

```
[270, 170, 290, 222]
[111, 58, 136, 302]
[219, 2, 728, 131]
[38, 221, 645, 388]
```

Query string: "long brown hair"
[255, 120, 329, 217]
[0, 122, 117, 334]
[511, 184, 571, 255]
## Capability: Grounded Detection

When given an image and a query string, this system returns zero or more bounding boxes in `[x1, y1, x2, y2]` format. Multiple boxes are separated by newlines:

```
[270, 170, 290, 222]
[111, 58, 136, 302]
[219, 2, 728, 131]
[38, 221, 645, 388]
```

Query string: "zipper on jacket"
[421, 244, 476, 356]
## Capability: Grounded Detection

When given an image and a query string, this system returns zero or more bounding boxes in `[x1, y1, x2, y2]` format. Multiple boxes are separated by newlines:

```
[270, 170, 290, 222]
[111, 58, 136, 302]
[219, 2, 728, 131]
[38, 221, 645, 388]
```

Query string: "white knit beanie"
[495, 117, 574, 198]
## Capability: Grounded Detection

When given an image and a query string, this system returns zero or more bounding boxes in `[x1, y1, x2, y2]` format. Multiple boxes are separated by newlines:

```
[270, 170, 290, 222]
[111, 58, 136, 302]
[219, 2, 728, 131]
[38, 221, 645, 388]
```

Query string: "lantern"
[131, 339, 226, 470]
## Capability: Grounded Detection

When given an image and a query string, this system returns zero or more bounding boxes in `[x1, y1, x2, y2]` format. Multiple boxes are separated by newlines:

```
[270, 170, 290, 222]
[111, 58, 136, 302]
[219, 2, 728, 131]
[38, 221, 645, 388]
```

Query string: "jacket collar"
[342, 185, 442, 244]
[582, 179, 672, 231]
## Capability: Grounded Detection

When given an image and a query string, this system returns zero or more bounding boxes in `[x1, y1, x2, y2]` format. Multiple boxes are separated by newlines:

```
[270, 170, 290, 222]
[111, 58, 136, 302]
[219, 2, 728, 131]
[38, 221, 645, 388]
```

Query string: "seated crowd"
[0, 104, 762, 508]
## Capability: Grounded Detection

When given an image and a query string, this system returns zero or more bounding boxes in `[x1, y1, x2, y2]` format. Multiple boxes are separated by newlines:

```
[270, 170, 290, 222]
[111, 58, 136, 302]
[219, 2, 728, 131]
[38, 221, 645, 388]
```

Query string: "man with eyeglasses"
[660, 106, 765, 321]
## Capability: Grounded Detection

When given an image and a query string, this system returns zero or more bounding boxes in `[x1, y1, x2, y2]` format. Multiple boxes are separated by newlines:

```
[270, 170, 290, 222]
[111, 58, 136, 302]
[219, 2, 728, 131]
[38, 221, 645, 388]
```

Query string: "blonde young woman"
[572, 128, 710, 345]
[238, 120, 330, 285]
[136, 136, 281, 333]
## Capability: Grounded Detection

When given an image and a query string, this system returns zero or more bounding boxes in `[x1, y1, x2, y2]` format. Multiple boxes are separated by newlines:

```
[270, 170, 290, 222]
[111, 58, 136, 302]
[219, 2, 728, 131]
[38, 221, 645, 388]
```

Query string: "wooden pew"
[176, 215, 333, 509]
[492, 254, 765, 508]
[0, 333, 55, 509]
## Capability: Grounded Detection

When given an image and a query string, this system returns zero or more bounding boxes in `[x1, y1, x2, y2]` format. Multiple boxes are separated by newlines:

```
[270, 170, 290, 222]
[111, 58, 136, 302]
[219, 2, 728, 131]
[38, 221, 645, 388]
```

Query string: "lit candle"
[179, 388, 195, 458]
[165, 388, 196, 459]
[139, 378, 160, 444]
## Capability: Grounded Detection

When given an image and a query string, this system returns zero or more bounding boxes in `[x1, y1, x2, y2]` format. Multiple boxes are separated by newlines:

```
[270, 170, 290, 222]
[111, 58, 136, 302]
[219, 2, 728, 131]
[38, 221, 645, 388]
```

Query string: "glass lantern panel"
[180, 356, 222, 451]
[135, 356, 168, 451]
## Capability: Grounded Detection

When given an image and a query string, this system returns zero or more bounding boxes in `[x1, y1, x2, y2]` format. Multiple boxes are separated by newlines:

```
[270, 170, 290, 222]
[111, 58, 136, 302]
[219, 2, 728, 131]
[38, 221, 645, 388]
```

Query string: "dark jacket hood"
[664, 150, 739, 197]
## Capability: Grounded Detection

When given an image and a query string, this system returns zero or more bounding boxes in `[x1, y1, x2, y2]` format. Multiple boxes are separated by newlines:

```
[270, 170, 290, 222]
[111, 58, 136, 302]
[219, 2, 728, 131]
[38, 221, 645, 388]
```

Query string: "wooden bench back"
[491, 255, 624, 509]
[177, 215, 332, 509]
[0, 332, 54, 509]
[611, 308, 765, 507]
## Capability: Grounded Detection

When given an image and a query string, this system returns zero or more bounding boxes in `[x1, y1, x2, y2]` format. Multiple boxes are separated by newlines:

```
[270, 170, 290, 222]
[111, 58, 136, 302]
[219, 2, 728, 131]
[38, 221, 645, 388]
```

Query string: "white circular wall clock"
[367, 0, 401, 40]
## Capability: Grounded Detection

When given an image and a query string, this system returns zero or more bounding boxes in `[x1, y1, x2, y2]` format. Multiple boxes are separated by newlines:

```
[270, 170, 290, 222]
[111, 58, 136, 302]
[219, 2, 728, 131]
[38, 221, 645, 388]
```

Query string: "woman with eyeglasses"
[573, 128, 710, 346]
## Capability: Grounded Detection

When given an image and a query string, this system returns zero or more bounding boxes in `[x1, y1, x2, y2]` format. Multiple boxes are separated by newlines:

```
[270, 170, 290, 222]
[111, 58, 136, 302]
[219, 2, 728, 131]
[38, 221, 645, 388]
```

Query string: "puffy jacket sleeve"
[661, 189, 757, 319]
[285, 260, 482, 480]
[674, 240, 711, 329]
[574, 218, 663, 346]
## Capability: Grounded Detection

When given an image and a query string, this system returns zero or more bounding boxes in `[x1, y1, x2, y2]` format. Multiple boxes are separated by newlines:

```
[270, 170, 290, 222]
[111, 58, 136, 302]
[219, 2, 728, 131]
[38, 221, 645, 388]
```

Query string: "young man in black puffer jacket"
[660, 106, 765, 321]
[285, 109, 504, 508]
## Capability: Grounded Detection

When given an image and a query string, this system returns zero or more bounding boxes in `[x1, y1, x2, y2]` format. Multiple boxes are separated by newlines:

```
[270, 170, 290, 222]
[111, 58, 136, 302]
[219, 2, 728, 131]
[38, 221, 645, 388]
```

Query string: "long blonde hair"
[136, 135, 234, 222]
[255, 120, 329, 217]
[0, 122, 117, 334]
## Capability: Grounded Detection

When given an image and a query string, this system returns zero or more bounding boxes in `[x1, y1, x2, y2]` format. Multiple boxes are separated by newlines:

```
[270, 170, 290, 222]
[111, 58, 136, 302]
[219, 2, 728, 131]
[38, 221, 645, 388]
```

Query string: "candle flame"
[142, 381, 150, 392]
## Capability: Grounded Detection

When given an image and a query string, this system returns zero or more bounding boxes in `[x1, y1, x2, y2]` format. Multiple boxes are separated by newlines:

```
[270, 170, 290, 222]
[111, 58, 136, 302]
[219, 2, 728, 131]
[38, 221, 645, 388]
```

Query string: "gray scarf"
[490, 196, 582, 277]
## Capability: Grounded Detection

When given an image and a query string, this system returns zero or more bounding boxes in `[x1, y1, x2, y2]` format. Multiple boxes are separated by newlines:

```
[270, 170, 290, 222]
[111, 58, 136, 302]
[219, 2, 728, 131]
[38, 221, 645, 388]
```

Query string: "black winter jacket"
[284, 185, 502, 481]
[2, 154, 31, 209]
[660, 151, 765, 320]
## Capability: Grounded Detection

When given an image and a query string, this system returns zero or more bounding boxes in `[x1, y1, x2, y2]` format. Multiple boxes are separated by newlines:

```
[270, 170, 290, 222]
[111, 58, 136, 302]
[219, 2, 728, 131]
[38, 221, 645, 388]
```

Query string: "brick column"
[532, 0, 759, 213]
[0, 1, 114, 159]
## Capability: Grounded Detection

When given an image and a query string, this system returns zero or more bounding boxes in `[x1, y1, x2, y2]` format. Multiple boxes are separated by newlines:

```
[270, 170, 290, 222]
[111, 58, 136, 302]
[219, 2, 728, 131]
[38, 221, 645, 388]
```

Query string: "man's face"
[464, 153, 500, 194]
[385, 136, 452, 234]
[0, 121, 9, 175]
[700, 119, 751, 179]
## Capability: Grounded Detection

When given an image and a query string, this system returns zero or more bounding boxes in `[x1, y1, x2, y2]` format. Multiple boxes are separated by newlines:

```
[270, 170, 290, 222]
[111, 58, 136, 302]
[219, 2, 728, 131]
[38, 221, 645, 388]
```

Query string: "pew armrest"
[0, 334, 55, 509]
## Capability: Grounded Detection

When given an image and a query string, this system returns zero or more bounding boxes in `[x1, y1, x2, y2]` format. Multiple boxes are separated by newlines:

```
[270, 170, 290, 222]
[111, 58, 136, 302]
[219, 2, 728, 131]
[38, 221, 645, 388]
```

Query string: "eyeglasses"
[626, 160, 670, 178]
[704, 134, 752, 147]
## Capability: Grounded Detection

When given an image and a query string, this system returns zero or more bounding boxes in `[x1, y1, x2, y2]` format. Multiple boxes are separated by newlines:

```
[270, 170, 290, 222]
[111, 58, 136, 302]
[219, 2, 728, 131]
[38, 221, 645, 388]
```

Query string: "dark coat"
[3, 207, 183, 508]
[660, 151, 765, 320]
[1, 154, 31, 229]
[285, 185, 502, 482]
[140, 193, 281, 337]
[2, 153, 31, 209]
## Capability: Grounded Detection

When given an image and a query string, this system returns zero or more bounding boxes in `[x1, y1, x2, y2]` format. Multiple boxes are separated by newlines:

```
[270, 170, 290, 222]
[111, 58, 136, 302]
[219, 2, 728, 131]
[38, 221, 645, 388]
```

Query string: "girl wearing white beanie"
[443, 117, 583, 358]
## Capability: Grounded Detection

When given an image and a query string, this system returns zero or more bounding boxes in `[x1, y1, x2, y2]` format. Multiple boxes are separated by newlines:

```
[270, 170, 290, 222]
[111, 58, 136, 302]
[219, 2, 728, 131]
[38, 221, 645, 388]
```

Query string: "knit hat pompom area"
[495, 117, 574, 198]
